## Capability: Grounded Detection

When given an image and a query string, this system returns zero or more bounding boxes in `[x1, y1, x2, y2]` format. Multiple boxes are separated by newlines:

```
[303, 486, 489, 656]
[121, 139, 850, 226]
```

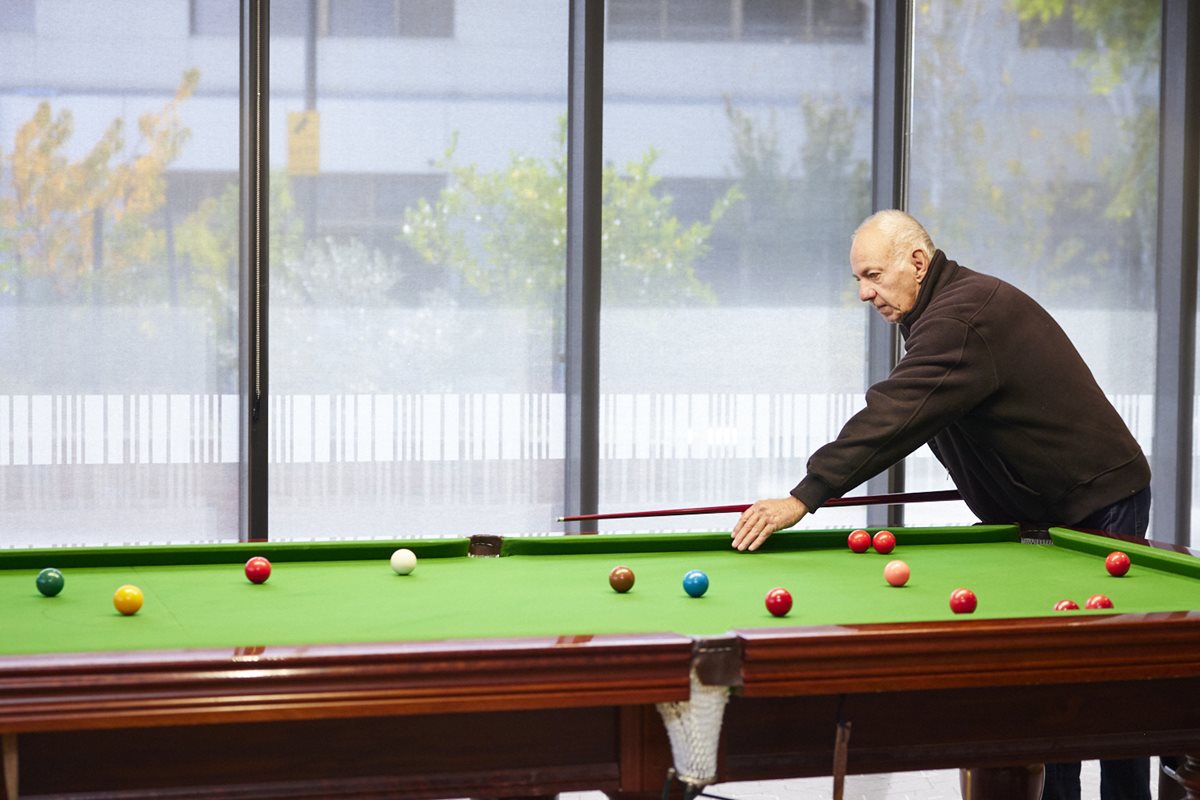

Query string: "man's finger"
[747, 526, 771, 552]
[737, 519, 766, 551]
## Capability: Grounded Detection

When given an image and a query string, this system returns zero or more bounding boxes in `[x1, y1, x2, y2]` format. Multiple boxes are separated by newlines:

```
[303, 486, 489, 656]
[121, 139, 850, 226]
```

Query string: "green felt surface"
[3, 527, 1199, 656]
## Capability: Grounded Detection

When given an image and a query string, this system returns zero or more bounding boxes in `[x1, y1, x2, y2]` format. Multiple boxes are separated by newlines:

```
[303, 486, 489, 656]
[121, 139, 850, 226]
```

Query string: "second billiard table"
[2, 524, 1200, 799]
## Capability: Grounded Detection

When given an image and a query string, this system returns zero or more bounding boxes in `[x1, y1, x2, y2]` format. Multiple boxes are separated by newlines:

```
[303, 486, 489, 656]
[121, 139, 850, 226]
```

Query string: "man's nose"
[858, 284, 874, 302]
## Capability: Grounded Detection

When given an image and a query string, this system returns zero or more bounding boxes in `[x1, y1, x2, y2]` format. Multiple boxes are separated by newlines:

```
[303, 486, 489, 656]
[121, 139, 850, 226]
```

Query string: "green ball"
[36, 567, 64, 597]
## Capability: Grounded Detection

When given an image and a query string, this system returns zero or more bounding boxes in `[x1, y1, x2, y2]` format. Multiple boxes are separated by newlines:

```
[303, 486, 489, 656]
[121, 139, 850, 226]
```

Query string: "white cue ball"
[390, 548, 417, 575]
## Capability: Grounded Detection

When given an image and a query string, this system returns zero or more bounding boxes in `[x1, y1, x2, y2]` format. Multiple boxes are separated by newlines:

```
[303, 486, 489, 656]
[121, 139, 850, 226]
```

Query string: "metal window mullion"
[240, 0, 269, 542]
[1151, 0, 1200, 545]
[865, 0, 912, 529]
[562, 0, 604, 532]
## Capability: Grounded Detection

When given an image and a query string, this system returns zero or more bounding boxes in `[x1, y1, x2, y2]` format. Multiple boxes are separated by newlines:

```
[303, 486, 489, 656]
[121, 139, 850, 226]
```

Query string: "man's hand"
[731, 496, 808, 551]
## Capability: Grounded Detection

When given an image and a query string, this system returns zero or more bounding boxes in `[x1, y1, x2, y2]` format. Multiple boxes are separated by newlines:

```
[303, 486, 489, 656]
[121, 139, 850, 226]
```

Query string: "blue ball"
[682, 569, 709, 598]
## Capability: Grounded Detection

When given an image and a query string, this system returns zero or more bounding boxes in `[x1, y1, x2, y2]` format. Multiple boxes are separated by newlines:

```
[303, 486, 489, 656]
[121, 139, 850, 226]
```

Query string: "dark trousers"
[1042, 486, 1152, 800]
[1073, 486, 1151, 540]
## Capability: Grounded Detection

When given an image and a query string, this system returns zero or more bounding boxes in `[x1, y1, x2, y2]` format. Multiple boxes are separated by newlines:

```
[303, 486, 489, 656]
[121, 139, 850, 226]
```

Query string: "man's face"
[850, 227, 926, 324]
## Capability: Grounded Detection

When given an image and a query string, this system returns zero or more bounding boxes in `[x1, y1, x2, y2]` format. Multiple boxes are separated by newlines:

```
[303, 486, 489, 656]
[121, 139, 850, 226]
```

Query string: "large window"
[906, 1, 1161, 529]
[597, 2, 874, 531]
[266, 2, 567, 538]
[2, 1, 1190, 548]
[0, 2, 240, 545]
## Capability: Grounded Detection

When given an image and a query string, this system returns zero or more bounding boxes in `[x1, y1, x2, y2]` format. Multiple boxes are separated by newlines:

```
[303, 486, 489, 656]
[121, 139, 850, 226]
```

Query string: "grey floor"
[560, 758, 1165, 800]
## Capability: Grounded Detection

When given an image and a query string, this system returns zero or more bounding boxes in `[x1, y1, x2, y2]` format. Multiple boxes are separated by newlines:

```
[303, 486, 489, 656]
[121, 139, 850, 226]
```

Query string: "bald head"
[853, 210, 935, 264]
[850, 211, 935, 324]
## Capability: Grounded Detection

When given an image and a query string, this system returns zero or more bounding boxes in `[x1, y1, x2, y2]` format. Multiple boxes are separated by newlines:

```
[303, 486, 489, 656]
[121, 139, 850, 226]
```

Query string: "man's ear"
[912, 248, 929, 283]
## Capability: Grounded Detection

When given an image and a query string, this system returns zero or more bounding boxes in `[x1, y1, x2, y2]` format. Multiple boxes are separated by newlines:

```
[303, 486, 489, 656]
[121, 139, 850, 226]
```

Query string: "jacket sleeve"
[791, 316, 997, 511]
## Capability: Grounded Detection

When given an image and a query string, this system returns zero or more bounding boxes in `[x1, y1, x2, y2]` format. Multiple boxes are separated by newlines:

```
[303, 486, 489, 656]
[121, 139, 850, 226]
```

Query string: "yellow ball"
[113, 584, 144, 616]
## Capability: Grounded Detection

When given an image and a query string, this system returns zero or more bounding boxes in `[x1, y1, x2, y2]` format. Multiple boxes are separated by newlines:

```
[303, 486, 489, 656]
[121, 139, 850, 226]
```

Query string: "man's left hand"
[731, 496, 808, 551]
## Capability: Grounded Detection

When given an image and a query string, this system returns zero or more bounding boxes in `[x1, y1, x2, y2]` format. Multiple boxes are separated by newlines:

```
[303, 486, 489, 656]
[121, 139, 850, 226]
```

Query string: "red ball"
[949, 587, 977, 614]
[883, 559, 909, 587]
[764, 587, 793, 617]
[1085, 594, 1114, 610]
[847, 529, 871, 553]
[872, 530, 896, 554]
[1105, 551, 1131, 577]
[1054, 599, 1080, 611]
[244, 556, 272, 585]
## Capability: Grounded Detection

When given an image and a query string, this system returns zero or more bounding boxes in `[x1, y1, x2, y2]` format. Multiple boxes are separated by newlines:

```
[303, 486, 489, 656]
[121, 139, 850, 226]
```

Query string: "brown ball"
[608, 565, 635, 593]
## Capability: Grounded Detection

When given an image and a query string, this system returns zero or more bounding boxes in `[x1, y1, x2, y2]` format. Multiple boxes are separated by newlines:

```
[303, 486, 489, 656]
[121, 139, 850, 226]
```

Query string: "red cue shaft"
[557, 489, 962, 522]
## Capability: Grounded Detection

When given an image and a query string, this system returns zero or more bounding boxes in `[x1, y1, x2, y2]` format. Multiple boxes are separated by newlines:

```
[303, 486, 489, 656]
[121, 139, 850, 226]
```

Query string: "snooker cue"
[557, 489, 961, 522]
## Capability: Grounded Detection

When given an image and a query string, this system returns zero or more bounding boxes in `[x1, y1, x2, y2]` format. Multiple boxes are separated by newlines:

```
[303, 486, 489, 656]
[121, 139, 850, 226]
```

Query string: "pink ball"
[883, 559, 909, 587]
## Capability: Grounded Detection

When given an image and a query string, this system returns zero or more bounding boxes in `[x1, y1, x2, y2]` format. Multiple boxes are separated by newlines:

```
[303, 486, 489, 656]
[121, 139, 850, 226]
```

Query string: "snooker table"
[2, 525, 1200, 800]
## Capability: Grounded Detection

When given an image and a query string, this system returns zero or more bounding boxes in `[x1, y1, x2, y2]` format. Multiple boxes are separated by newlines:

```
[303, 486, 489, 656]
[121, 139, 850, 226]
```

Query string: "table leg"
[2, 733, 16, 800]
[1160, 757, 1185, 800]
[959, 765, 1044, 799]
[1162, 755, 1200, 799]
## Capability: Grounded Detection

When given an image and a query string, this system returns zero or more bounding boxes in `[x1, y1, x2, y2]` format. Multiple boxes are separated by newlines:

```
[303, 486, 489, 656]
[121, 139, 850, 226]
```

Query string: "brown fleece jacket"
[791, 251, 1150, 525]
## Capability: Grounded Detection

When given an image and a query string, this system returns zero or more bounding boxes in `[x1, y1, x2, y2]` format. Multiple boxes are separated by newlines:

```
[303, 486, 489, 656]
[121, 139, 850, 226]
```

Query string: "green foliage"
[174, 171, 305, 298]
[402, 122, 738, 309]
[722, 95, 870, 301]
[272, 237, 403, 307]
[0, 70, 199, 302]
[1016, 0, 1160, 93]
[726, 98, 789, 209]
[173, 172, 310, 377]
[797, 97, 871, 198]
[912, 0, 1159, 306]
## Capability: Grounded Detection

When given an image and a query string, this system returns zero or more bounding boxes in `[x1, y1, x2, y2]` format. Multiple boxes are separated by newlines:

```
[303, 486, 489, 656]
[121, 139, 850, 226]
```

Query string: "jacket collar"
[900, 249, 952, 335]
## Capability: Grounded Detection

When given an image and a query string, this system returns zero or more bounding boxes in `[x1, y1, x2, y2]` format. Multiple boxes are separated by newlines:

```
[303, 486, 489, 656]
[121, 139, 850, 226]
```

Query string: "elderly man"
[732, 210, 1151, 800]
